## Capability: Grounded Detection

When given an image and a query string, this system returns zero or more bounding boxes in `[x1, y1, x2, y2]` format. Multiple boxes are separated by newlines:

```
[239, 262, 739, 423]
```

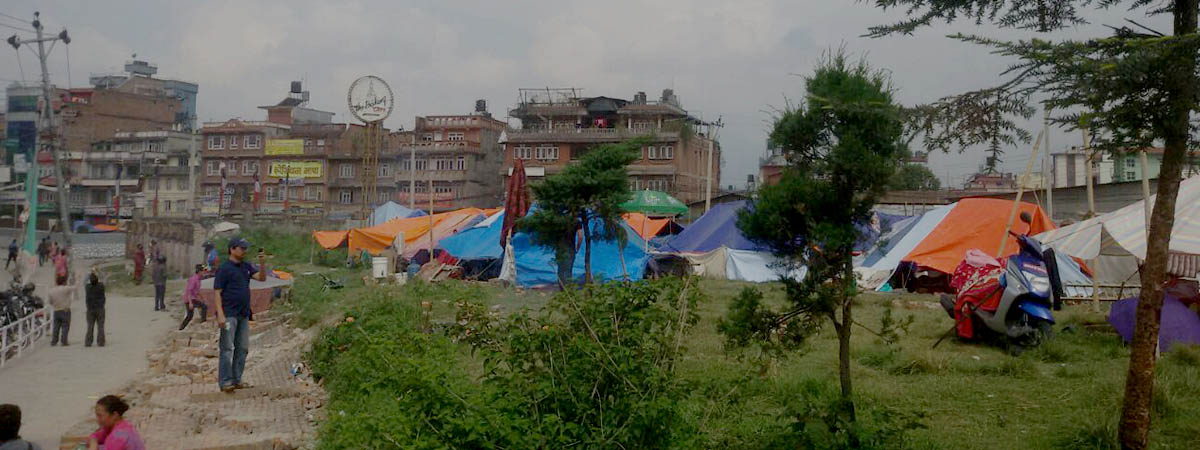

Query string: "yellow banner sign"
[268, 161, 323, 178]
[265, 139, 304, 156]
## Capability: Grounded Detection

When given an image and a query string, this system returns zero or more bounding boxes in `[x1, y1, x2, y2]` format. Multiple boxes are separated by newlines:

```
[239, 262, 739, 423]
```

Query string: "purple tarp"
[1109, 295, 1200, 353]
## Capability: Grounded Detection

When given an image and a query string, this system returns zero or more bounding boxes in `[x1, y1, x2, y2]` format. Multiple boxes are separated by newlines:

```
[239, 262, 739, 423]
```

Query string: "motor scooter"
[940, 212, 1064, 353]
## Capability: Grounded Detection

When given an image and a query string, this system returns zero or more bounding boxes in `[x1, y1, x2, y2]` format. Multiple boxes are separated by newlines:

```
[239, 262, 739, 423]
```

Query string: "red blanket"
[950, 250, 1005, 339]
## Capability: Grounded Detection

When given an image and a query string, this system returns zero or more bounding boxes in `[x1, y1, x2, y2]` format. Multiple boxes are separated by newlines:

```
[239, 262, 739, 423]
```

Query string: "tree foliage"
[888, 163, 942, 191]
[867, 1, 1200, 448]
[519, 140, 642, 284]
[723, 51, 906, 424]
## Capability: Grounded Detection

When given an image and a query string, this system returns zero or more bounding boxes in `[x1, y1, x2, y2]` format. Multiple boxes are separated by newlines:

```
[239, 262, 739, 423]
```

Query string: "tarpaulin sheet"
[623, 213, 676, 240]
[440, 210, 506, 260]
[1036, 175, 1200, 263]
[511, 218, 649, 287]
[369, 201, 427, 226]
[726, 248, 806, 282]
[902, 198, 1056, 275]
[346, 208, 495, 257]
[664, 201, 765, 253]
[312, 230, 349, 250]
[683, 247, 728, 279]
[1109, 295, 1200, 353]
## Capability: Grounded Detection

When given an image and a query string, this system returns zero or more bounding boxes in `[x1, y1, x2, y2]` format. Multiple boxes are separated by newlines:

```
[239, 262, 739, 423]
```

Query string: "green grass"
[287, 269, 1199, 449]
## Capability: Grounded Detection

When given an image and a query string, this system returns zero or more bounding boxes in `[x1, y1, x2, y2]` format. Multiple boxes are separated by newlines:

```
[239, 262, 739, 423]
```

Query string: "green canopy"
[621, 189, 687, 217]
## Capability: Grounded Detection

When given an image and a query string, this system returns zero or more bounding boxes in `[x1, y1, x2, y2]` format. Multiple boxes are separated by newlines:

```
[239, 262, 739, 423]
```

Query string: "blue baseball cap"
[228, 237, 252, 251]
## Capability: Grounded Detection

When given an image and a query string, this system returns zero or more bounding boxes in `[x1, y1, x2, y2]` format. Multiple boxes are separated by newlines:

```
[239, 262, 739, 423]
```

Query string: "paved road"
[0, 257, 175, 449]
[0, 228, 127, 246]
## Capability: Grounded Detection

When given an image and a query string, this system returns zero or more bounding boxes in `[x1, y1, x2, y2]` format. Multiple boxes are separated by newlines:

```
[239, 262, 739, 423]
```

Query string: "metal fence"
[1, 306, 52, 368]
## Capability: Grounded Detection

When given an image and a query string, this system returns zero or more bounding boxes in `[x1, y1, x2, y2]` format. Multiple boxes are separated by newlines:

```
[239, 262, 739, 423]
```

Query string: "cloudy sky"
[0, 1, 1171, 189]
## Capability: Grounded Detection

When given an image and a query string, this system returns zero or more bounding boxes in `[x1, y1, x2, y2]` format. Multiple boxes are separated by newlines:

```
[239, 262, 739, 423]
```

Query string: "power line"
[0, 21, 33, 33]
[0, 11, 29, 24]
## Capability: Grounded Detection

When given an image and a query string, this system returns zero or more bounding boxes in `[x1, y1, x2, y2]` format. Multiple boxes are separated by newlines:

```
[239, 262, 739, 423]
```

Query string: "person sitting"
[88, 395, 144, 450]
[0, 403, 41, 450]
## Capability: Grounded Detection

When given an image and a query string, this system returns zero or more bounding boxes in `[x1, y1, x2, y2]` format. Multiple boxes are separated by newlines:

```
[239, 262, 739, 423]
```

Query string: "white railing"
[1, 306, 52, 368]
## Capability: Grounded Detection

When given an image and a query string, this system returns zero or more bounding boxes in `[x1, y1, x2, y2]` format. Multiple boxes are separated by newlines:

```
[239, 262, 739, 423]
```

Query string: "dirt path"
[0, 257, 177, 449]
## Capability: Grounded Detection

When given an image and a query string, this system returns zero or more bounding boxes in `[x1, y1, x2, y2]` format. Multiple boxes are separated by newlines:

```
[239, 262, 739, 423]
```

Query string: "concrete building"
[759, 145, 786, 187]
[503, 88, 721, 205]
[198, 119, 291, 217]
[963, 172, 1018, 192]
[1050, 147, 1115, 188]
[1108, 147, 1200, 183]
[393, 102, 508, 212]
[84, 130, 197, 219]
[293, 123, 369, 219]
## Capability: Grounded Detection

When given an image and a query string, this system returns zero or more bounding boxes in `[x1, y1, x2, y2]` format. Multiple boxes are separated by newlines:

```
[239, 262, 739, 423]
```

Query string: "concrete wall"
[125, 219, 206, 277]
[963, 179, 1161, 223]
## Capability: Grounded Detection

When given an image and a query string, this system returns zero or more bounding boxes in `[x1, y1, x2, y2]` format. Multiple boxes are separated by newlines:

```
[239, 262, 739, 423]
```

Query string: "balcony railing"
[397, 192, 456, 203]
[506, 127, 677, 142]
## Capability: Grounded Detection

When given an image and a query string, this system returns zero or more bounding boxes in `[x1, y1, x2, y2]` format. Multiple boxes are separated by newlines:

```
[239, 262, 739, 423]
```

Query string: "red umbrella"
[500, 158, 530, 247]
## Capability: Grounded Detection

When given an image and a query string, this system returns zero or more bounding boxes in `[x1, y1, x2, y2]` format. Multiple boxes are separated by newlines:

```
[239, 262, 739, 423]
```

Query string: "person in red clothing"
[53, 248, 68, 285]
[88, 395, 144, 450]
[132, 244, 145, 285]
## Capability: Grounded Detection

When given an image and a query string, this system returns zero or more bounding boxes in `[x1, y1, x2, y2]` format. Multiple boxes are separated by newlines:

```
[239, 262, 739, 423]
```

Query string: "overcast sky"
[0, 1, 1171, 189]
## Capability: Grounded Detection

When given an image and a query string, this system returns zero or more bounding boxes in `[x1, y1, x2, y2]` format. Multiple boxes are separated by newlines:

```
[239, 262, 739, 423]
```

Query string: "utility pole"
[1043, 108, 1053, 220]
[703, 118, 722, 213]
[5, 12, 72, 255]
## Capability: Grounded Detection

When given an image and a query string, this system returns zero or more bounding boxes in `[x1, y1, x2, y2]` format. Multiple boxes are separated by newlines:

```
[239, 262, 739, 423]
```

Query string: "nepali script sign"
[268, 161, 322, 178]
[265, 139, 304, 156]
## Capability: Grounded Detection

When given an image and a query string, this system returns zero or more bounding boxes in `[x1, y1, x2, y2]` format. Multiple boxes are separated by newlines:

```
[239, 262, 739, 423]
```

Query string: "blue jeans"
[218, 315, 250, 388]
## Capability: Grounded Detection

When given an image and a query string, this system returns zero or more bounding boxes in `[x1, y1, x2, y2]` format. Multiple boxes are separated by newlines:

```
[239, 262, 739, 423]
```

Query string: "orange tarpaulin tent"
[312, 230, 350, 250]
[345, 208, 499, 257]
[903, 198, 1057, 275]
[623, 213, 675, 240]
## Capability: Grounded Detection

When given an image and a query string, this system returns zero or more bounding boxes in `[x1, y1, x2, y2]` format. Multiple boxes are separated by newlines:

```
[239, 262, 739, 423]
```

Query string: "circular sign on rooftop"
[347, 75, 394, 123]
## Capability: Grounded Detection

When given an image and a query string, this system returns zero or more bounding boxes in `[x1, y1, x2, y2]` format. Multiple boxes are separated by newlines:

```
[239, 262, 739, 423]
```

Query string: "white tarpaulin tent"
[1035, 175, 1200, 281]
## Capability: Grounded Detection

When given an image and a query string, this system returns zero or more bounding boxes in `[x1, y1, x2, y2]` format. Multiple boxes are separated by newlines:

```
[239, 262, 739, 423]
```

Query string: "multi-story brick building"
[291, 123, 369, 219]
[392, 102, 507, 212]
[503, 88, 720, 205]
[84, 130, 197, 219]
[198, 119, 290, 217]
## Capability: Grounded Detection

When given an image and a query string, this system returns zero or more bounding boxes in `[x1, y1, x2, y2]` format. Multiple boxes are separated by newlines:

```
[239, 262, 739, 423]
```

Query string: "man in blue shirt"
[213, 237, 267, 393]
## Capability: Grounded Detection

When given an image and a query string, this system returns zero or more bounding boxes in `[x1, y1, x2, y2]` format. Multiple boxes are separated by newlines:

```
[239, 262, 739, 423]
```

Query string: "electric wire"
[0, 22, 32, 33]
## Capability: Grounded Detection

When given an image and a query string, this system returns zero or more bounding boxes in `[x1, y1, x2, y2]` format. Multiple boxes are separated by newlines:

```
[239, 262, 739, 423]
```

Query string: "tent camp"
[622, 213, 683, 240]
[661, 201, 804, 282]
[369, 201, 427, 226]
[1035, 175, 1200, 291]
[312, 208, 497, 260]
[854, 198, 1090, 293]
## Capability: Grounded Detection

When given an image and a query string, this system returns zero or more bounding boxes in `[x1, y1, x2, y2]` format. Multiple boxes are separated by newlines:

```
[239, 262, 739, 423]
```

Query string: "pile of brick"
[72, 243, 126, 260]
[58, 309, 327, 450]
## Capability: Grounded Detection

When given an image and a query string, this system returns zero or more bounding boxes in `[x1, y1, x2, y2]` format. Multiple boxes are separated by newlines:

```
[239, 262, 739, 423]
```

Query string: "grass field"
[286, 265, 1200, 449]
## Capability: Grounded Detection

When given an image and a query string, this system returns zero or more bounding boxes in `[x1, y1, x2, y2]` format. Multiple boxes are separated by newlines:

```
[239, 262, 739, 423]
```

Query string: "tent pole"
[998, 130, 1045, 257]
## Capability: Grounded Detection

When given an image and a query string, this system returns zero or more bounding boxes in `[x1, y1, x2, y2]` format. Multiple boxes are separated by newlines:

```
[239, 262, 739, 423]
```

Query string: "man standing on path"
[6, 239, 18, 270]
[36, 238, 48, 267]
[49, 272, 80, 346]
[214, 237, 266, 393]
[85, 270, 107, 347]
[151, 256, 167, 311]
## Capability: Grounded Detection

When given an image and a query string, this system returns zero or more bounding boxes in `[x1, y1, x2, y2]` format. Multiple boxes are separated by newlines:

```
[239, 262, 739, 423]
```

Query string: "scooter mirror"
[1019, 211, 1033, 224]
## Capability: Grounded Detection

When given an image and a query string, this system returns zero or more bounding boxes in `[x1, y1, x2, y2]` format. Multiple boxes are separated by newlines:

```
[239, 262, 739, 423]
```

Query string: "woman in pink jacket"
[88, 395, 144, 450]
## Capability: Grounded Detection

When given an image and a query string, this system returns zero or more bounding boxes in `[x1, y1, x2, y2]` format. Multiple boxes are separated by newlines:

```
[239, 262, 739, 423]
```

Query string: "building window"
[647, 179, 669, 191]
[647, 146, 657, 159]
[659, 145, 674, 160]
[266, 186, 280, 202]
[448, 132, 465, 141]
[229, 135, 239, 149]
[378, 191, 390, 204]
[434, 159, 454, 171]
[164, 200, 172, 212]
[629, 178, 641, 190]
[149, 179, 159, 190]
[205, 186, 218, 198]
[208, 135, 224, 150]
[340, 164, 355, 178]
[379, 163, 391, 177]
[514, 146, 533, 160]
[339, 190, 353, 204]
[1126, 158, 1136, 168]
[535, 145, 558, 161]
[304, 138, 314, 147]
[242, 160, 257, 176]
[401, 158, 427, 171]
[147, 142, 162, 153]
[307, 186, 323, 201]
[434, 185, 453, 194]
[434, 131, 443, 141]
[1126, 171, 1137, 179]
[421, 133, 433, 141]
[455, 156, 466, 170]
[245, 135, 262, 149]
[207, 161, 220, 176]
[317, 139, 326, 146]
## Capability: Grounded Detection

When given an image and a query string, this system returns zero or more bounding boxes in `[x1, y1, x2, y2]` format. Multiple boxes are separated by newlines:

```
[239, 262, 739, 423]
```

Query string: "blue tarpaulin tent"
[369, 201, 427, 226]
[511, 217, 650, 287]
[439, 211, 506, 260]
[664, 201, 765, 253]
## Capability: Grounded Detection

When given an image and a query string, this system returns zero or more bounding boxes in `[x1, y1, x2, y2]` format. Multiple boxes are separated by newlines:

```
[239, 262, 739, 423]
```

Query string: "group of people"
[1, 236, 268, 449]
[6, 238, 69, 283]
[1, 396, 144, 450]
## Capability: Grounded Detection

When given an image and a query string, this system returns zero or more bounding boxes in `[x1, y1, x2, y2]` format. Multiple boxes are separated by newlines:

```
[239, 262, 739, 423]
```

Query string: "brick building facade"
[392, 105, 507, 212]
[503, 88, 720, 205]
